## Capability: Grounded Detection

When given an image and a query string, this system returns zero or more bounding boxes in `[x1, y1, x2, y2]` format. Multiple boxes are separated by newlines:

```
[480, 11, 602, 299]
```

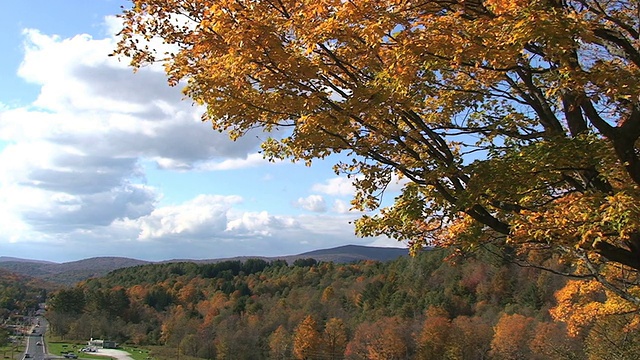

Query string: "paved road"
[24, 317, 46, 360]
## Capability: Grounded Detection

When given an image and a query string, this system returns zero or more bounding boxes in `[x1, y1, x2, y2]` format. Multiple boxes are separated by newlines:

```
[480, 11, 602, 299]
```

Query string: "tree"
[116, 0, 640, 305]
[550, 279, 638, 336]
[490, 313, 535, 360]
[528, 321, 585, 360]
[345, 317, 409, 360]
[269, 325, 291, 360]
[450, 316, 493, 360]
[415, 307, 453, 360]
[584, 314, 640, 359]
[180, 334, 200, 357]
[323, 318, 347, 360]
[0, 327, 10, 347]
[292, 315, 322, 360]
[49, 287, 86, 314]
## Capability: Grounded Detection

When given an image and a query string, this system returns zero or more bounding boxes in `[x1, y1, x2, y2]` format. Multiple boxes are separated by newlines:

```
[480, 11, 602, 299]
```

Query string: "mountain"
[0, 245, 409, 285]
[164, 245, 409, 265]
[295, 244, 409, 262]
[0, 257, 150, 285]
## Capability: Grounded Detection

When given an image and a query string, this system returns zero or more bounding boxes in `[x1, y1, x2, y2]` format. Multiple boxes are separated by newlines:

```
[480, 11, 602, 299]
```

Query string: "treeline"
[46, 249, 640, 359]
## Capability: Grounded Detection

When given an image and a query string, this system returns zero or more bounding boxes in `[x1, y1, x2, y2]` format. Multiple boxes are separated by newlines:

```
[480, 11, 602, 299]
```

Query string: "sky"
[0, 0, 406, 263]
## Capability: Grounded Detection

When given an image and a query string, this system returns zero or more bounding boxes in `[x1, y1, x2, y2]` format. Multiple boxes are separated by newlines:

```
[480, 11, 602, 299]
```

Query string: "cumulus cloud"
[311, 176, 355, 196]
[332, 199, 353, 214]
[197, 152, 272, 171]
[0, 26, 265, 236]
[294, 195, 327, 212]
[131, 194, 242, 240]
[226, 211, 300, 237]
[104, 195, 383, 261]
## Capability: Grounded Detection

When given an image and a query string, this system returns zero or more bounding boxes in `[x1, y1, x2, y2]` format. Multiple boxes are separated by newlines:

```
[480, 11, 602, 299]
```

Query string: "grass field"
[46, 341, 86, 357]
[1, 336, 26, 360]
[45, 341, 151, 360]
[0, 345, 23, 360]
[117, 347, 151, 360]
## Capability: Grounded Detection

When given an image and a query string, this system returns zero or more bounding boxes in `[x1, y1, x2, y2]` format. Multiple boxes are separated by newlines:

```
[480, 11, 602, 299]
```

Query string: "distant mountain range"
[0, 245, 409, 285]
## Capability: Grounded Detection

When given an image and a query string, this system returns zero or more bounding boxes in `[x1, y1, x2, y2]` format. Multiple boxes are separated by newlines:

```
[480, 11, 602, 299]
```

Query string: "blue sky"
[0, 0, 405, 262]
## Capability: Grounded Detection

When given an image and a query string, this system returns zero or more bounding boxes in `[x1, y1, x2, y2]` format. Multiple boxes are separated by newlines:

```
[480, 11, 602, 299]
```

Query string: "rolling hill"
[0, 245, 408, 285]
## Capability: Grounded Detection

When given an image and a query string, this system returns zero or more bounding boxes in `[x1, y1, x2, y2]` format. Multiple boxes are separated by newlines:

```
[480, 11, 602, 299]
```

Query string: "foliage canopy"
[45, 252, 633, 358]
[116, 0, 640, 304]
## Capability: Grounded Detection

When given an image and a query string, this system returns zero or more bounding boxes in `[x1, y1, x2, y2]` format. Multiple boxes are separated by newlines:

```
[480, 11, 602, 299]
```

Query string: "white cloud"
[294, 195, 327, 212]
[225, 211, 299, 237]
[367, 237, 409, 249]
[332, 199, 352, 213]
[0, 26, 267, 237]
[105, 195, 384, 261]
[130, 194, 242, 240]
[311, 176, 355, 196]
[197, 152, 272, 171]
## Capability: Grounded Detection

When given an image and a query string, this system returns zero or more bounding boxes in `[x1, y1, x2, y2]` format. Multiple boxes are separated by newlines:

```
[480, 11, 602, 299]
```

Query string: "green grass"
[46, 341, 85, 356]
[41, 335, 152, 360]
[45, 341, 152, 360]
[117, 347, 151, 360]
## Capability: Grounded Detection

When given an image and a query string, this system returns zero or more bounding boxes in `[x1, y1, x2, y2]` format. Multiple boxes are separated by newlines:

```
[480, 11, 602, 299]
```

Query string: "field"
[0, 344, 24, 360]
[45, 341, 151, 360]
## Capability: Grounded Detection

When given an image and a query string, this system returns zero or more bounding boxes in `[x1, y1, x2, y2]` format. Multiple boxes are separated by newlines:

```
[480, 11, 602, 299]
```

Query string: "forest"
[0, 269, 50, 348]
[44, 248, 639, 359]
[0, 269, 48, 316]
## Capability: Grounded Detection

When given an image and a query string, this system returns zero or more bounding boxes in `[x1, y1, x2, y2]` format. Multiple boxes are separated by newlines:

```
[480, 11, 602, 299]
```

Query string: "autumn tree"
[292, 315, 322, 360]
[116, 0, 640, 308]
[583, 315, 640, 359]
[269, 325, 291, 360]
[550, 279, 640, 358]
[415, 307, 452, 359]
[450, 316, 493, 360]
[345, 317, 409, 360]
[528, 321, 585, 360]
[323, 317, 348, 360]
[490, 313, 535, 360]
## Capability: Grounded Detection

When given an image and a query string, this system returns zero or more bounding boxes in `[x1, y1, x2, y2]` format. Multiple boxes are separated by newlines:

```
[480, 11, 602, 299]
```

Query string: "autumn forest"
[41, 248, 637, 359]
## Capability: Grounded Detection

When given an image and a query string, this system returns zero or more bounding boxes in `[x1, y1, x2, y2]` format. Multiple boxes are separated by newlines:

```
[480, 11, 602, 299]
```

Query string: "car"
[64, 354, 78, 359]
[24, 354, 31, 358]
[36, 342, 42, 346]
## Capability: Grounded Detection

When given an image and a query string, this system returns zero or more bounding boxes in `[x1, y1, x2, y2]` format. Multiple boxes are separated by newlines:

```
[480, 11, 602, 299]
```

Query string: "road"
[23, 316, 47, 360]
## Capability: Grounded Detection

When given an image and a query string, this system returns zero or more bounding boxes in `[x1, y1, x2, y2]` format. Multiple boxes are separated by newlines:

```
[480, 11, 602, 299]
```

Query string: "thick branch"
[593, 238, 640, 271]
[593, 27, 640, 68]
